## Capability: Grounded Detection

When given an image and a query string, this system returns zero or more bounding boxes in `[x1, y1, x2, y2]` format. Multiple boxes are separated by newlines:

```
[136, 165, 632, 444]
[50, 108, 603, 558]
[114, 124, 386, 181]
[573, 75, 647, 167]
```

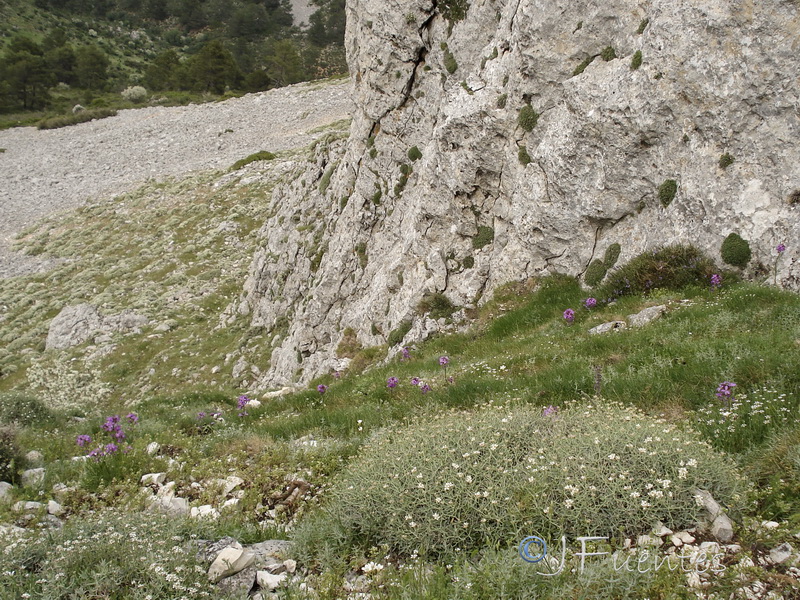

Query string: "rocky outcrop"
[45, 303, 149, 350]
[243, 0, 800, 387]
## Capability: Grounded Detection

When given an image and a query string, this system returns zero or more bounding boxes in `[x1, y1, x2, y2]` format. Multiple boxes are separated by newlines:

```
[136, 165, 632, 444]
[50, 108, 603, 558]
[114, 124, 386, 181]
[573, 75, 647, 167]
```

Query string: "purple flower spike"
[563, 309, 575, 323]
[715, 381, 736, 402]
[420, 383, 432, 394]
[439, 356, 449, 366]
[76, 434, 92, 447]
[401, 347, 411, 360]
[777, 243, 786, 254]
[104, 443, 119, 455]
[710, 273, 722, 289]
[237, 395, 250, 410]
[584, 298, 597, 309]
[542, 405, 558, 417]
[410, 377, 421, 386]
[126, 413, 139, 424]
[317, 384, 328, 394]
[387, 376, 399, 389]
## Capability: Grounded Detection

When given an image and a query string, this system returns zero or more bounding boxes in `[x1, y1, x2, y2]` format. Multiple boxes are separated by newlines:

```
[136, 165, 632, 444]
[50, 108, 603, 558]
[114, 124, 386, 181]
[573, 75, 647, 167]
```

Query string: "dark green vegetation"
[517, 103, 539, 132]
[407, 145, 422, 161]
[471, 225, 494, 250]
[721, 232, 752, 268]
[517, 145, 531, 165]
[572, 55, 595, 76]
[631, 49, 642, 70]
[0, 0, 346, 126]
[658, 178, 677, 207]
[600, 46, 616, 61]
[231, 150, 276, 171]
[37, 106, 116, 129]
[719, 152, 735, 169]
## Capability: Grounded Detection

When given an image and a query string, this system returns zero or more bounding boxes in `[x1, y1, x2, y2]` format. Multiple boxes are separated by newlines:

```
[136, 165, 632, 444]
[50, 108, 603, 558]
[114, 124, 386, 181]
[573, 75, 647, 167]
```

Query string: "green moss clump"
[355, 242, 368, 269]
[584, 259, 608, 287]
[443, 48, 458, 74]
[496, 93, 507, 109]
[318, 164, 335, 194]
[637, 18, 650, 34]
[230, 150, 276, 171]
[418, 292, 458, 320]
[472, 226, 495, 250]
[604, 243, 622, 268]
[658, 179, 677, 207]
[720, 233, 751, 268]
[440, 0, 468, 23]
[601, 46, 616, 61]
[518, 146, 532, 166]
[369, 147, 377, 159]
[630, 50, 642, 70]
[517, 104, 539, 132]
[407, 146, 423, 161]
[462, 255, 475, 269]
[387, 320, 412, 346]
[719, 153, 735, 169]
[573, 55, 595, 76]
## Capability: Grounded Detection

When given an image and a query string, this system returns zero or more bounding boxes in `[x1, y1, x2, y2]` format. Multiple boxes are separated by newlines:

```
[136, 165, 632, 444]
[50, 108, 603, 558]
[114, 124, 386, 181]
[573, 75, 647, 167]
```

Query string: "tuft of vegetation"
[637, 18, 650, 34]
[720, 232, 751, 268]
[599, 244, 716, 299]
[604, 242, 622, 268]
[318, 164, 336, 194]
[517, 104, 539, 132]
[440, 0, 469, 24]
[518, 145, 532, 166]
[443, 47, 458, 74]
[417, 292, 458, 320]
[572, 55, 595, 76]
[294, 403, 741, 561]
[584, 259, 608, 287]
[719, 153, 735, 169]
[789, 189, 800, 205]
[600, 46, 616, 61]
[387, 321, 413, 347]
[120, 85, 147, 103]
[631, 50, 643, 70]
[407, 146, 423, 161]
[658, 178, 678, 207]
[37, 108, 117, 129]
[496, 93, 507, 109]
[355, 242, 368, 269]
[462, 255, 475, 269]
[472, 225, 495, 250]
[0, 426, 22, 484]
[0, 392, 53, 427]
[231, 150, 276, 171]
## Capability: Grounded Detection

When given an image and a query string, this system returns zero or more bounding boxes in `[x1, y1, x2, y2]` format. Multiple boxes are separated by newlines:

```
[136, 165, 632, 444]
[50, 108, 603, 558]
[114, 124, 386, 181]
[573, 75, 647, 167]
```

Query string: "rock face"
[46, 304, 149, 350]
[243, 0, 800, 387]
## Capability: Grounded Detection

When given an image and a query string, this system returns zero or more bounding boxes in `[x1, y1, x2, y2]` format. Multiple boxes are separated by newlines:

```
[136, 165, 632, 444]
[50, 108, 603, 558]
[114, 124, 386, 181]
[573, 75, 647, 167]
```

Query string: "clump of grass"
[37, 108, 117, 130]
[517, 104, 539, 132]
[518, 145, 532, 166]
[496, 93, 507, 108]
[720, 233, 751, 268]
[637, 18, 650, 34]
[407, 146, 422, 161]
[231, 150, 276, 171]
[573, 55, 595, 76]
[600, 46, 616, 61]
[604, 242, 621, 268]
[472, 225, 495, 250]
[0, 426, 22, 484]
[599, 244, 716, 299]
[0, 392, 53, 427]
[387, 321, 412, 347]
[443, 47, 458, 74]
[584, 259, 608, 287]
[418, 292, 458, 320]
[719, 153, 735, 169]
[658, 178, 677, 207]
[318, 164, 336, 194]
[745, 423, 800, 523]
[294, 402, 741, 562]
[789, 189, 800, 205]
[631, 50, 643, 70]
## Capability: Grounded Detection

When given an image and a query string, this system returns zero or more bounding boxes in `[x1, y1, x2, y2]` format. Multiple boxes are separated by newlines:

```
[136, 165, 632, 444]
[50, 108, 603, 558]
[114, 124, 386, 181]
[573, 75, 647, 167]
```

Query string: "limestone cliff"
[243, 0, 800, 388]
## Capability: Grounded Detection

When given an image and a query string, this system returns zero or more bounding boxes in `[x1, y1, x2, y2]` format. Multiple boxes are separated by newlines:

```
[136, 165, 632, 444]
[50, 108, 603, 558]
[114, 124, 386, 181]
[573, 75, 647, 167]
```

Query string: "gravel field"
[0, 78, 352, 278]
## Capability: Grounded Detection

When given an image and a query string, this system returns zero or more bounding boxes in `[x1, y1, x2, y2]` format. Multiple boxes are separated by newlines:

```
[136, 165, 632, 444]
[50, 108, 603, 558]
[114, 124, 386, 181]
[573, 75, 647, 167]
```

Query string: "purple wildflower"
[387, 376, 399, 389]
[317, 384, 328, 394]
[420, 383, 432, 394]
[237, 395, 251, 410]
[197, 411, 207, 419]
[76, 434, 92, 447]
[715, 381, 736, 402]
[710, 273, 722, 289]
[113, 429, 126, 441]
[401, 347, 411, 360]
[410, 377, 421, 386]
[104, 443, 119, 455]
[439, 356, 449, 366]
[542, 405, 558, 417]
[563, 309, 575, 323]
[333, 370, 342, 379]
[101, 415, 120, 432]
[126, 413, 139, 424]
[584, 298, 597, 309]
[777, 243, 786, 254]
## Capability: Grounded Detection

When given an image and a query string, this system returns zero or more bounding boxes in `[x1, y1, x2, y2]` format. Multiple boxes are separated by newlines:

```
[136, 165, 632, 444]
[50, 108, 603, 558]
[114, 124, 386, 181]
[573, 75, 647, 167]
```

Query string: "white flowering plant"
[294, 401, 742, 562]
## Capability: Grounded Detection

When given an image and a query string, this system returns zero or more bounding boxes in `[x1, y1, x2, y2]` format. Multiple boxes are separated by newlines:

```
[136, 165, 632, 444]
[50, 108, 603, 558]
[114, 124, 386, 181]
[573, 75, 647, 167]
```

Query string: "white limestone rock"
[208, 547, 255, 583]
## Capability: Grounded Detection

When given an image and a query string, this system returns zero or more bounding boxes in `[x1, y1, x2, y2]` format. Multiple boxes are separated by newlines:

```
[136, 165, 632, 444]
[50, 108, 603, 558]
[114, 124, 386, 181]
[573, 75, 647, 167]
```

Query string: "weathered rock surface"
[241, 0, 800, 388]
[45, 304, 149, 350]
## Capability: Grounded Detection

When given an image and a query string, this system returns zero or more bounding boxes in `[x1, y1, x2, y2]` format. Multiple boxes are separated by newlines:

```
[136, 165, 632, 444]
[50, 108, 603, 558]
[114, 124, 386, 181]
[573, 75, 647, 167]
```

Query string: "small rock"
[283, 559, 297, 574]
[145, 442, 161, 456]
[627, 305, 667, 328]
[25, 450, 44, 465]
[156, 481, 176, 499]
[191, 505, 220, 520]
[653, 521, 673, 537]
[21, 468, 45, 487]
[216, 566, 256, 596]
[47, 500, 64, 516]
[694, 488, 723, 519]
[12, 501, 43, 513]
[222, 497, 240, 510]
[256, 571, 287, 591]
[711, 514, 734, 542]
[637, 534, 663, 547]
[761, 520, 780, 530]
[215, 476, 244, 496]
[671, 531, 695, 546]
[248, 399, 262, 409]
[208, 547, 255, 583]
[196, 538, 240, 564]
[699, 541, 721, 554]
[588, 321, 627, 335]
[141, 472, 167, 486]
[770, 542, 793, 565]
[0, 481, 13, 503]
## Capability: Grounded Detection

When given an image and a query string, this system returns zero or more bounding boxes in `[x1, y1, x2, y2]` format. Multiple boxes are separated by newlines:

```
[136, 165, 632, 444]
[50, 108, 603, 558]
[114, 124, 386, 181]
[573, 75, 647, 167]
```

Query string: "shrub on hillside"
[0, 426, 22, 484]
[584, 259, 607, 287]
[518, 104, 539, 132]
[37, 108, 117, 130]
[0, 392, 53, 427]
[720, 232, 751, 268]
[293, 402, 741, 563]
[231, 150, 276, 171]
[121, 85, 148, 103]
[598, 245, 716, 299]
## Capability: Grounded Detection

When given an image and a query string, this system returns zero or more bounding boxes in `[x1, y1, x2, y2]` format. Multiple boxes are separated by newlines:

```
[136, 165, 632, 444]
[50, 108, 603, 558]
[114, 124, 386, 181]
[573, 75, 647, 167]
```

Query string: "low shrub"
[599, 244, 716, 299]
[719, 153, 735, 169]
[407, 146, 422, 161]
[387, 320, 413, 347]
[0, 392, 53, 427]
[720, 232, 751, 268]
[631, 50, 643, 70]
[518, 104, 539, 132]
[294, 402, 741, 562]
[496, 93, 507, 109]
[0, 426, 22, 484]
[37, 108, 118, 130]
[637, 18, 650, 34]
[745, 423, 800, 523]
[231, 150, 276, 171]
[600, 46, 616, 61]
[443, 47, 458, 74]
[604, 242, 621, 268]
[418, 292, 458, 320]
[518, 145, 532, 166]
[573, 55, 595, 76]
[658, 179, 677, 207]
[462, 255, 475, 269]
[472, 226, 495, 250]
[584, 259, 607, 287]
[121, 85, 147, 103]
[789, 189, 800, 205]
